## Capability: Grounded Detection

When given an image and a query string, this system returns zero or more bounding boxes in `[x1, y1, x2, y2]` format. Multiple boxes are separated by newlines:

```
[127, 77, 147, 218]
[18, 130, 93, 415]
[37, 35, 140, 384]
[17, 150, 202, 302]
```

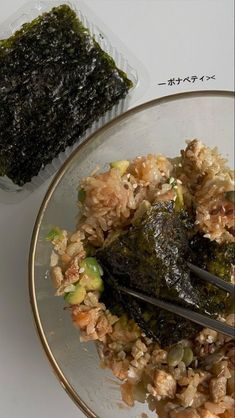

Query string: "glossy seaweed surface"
[98, 202, 233, 346]
[0, 5, 132, 186]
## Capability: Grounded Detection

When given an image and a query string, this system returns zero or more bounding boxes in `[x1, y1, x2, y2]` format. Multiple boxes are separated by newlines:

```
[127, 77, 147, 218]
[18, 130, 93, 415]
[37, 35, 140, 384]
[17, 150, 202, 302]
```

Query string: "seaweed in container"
[0, 5, 133, 186]
[98, 201, 233, 346]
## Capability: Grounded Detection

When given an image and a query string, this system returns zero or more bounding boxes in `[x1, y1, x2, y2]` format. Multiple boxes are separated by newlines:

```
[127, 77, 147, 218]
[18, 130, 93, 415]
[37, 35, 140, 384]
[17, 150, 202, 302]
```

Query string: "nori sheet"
[98, 202, 232, 346]
[0, 5, 132, 186]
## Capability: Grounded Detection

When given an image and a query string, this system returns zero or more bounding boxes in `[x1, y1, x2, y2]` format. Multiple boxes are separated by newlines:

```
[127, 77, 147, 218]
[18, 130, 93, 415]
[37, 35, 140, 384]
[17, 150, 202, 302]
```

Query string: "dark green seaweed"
[98, 202, 233, 346]
[0, 5, 132, 185]
[190, 234, 235, 282]
[100, 264, 201, 346]
[190, 234, 235, 312]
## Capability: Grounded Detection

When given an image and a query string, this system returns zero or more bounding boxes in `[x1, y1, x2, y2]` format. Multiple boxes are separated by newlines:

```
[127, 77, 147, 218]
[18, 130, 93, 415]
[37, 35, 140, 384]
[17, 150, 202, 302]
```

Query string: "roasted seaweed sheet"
[98, 201, 233, 346]
[0, 5, 132, 186]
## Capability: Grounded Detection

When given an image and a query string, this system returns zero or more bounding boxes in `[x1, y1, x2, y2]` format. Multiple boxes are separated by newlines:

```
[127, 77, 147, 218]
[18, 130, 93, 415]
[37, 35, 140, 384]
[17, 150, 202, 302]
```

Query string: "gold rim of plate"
[28, 90, 235, 418]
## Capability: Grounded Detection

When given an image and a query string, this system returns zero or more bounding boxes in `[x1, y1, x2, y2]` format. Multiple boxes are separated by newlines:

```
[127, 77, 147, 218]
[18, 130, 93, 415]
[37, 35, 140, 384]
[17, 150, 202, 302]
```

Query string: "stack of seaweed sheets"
[0, 5, 132, 187]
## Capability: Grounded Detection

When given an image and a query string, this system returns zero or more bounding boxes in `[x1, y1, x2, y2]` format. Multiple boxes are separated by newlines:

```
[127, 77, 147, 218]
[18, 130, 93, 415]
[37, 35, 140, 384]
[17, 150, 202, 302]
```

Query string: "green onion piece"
[225, 190, 235, 203]
[78, 188, 86, 203]
[46, 227, 62, 241]
[174, 184, 184, 211]
[167, 176, 177, 187]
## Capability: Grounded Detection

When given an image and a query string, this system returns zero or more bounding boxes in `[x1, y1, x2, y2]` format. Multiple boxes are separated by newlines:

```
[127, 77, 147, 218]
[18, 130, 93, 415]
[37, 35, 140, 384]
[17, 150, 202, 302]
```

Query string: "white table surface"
[0, 1, 234, 417]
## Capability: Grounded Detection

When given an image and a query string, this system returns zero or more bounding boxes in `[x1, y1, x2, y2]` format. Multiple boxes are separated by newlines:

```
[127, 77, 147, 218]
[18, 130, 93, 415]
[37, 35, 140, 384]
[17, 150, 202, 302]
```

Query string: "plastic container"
[0, 0, 148, 200]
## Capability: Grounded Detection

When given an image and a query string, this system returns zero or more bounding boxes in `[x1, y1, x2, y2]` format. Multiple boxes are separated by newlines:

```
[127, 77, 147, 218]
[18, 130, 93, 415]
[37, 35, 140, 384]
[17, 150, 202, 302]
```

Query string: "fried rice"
[49, 139, 235, 418]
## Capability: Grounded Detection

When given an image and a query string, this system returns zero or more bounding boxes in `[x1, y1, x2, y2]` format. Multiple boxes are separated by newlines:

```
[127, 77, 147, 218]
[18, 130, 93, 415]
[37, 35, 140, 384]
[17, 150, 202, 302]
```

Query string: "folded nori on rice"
[98, 201, 232, 346]
[0, 5, 132, 186]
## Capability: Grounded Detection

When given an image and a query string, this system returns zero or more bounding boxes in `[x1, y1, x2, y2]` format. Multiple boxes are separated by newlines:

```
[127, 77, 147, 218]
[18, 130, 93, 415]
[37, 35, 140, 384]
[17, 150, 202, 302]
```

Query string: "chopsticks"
[118, 263, 235, 339]
[119, 286, 234, 338]
[187, 262, 234, 294]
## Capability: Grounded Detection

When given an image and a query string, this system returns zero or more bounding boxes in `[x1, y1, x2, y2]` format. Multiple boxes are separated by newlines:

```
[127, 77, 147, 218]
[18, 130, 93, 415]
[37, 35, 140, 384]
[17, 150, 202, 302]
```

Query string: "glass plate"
[29, 90, 234, 418]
